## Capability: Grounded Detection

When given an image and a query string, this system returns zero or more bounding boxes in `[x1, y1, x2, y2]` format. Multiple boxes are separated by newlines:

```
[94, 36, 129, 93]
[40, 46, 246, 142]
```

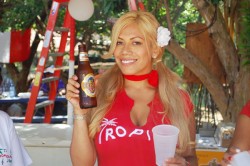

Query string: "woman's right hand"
[66, 75, 82, 113]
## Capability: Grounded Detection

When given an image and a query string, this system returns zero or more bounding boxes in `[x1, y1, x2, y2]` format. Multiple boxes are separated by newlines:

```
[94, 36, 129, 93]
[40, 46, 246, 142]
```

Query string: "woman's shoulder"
[240, 100, 250, 117]
[178, 89, 194, 114]
[0, 110, 10, 119]
[0, 110, 12, 126]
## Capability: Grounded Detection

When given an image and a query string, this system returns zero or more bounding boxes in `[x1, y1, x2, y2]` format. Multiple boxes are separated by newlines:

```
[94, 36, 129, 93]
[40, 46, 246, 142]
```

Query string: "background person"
[0, 110, 32, 166]
[221, 100, 250, 165]
[66, 11, 197, 166]
[0, 66, 23, 117]
[29, 65, 66, 96]
[6, 103, 23, 117]
[28, 65, 67, 116]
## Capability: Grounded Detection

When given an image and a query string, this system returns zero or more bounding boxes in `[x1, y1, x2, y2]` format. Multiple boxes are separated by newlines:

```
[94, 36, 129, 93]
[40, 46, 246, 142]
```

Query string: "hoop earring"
[153, 59, 162, 69]
[155, 59, 162, 63]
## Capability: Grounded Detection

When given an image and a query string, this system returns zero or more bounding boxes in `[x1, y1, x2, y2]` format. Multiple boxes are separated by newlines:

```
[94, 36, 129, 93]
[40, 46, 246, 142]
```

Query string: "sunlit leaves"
[0, 0, 44, 31]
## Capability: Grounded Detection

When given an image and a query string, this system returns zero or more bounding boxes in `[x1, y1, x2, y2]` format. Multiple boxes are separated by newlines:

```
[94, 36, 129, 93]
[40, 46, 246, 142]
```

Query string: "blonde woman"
[66, 11, 197, 166]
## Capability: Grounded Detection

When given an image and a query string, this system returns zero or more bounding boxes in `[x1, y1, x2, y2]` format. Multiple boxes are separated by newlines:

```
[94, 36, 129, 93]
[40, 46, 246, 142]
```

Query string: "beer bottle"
[77, 43, 97, 108]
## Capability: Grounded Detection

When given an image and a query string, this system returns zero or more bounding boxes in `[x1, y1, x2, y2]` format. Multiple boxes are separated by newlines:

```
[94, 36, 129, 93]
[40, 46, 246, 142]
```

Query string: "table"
[196, 135, 226, 165]
[0, 96, 66, 103]
[0, 96, 68, 123]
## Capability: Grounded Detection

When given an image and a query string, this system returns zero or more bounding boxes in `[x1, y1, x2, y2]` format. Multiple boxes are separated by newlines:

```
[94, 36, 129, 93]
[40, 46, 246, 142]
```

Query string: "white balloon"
[68, 0, 94, 21]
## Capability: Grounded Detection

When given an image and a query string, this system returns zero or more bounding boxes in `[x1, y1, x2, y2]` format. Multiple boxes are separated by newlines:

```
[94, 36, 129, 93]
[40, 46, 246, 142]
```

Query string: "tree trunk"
[6, 7, 47, 94]
[191, 0, 239, 84]
[231, 0, 250, 120]
[6, 32, 41, 93]
[233, 67, 250, 120]
[165, 0, 250, 121]
[167, 40, 229, 119]
[184, 0, 250, 121]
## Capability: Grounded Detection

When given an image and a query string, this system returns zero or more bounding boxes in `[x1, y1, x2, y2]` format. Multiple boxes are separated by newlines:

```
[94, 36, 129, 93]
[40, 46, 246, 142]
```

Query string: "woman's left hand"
[221, 146, 241, 166]
[165, 155, 189, 166]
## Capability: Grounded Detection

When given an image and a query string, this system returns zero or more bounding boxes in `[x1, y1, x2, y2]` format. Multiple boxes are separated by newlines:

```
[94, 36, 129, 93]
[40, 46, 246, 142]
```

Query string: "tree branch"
[163, 0, 173, 33]
[172, 0, 189, 25]
[167, 40, 229, 119]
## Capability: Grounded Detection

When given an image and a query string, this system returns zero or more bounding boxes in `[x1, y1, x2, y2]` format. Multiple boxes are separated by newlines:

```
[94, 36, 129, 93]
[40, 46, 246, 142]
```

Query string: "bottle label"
[79, 52, 89, 61]
[81, 73, 96, 97]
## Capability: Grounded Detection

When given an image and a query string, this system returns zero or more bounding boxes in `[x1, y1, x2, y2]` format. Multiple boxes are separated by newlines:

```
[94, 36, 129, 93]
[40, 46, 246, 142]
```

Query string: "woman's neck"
[123, 70, 159, 88]
[124, 79, 150, 89]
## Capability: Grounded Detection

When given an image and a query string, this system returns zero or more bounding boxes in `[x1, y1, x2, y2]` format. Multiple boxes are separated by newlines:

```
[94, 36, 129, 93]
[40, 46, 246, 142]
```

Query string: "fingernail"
[235, 148, 241, 153]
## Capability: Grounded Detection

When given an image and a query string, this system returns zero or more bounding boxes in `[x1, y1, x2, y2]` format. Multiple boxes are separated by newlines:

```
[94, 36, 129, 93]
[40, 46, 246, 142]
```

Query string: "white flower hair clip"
[157, 26, 171, 47]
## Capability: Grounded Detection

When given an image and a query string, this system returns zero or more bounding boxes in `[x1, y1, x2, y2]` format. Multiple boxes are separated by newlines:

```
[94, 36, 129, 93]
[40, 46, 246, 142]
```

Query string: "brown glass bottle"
[77, 43, 97, 108]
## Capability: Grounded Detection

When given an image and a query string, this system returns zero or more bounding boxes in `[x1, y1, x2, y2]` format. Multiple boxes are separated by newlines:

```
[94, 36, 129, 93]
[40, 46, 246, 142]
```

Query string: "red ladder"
[24, 0, 75, 123]
[129, 0, 145, 11]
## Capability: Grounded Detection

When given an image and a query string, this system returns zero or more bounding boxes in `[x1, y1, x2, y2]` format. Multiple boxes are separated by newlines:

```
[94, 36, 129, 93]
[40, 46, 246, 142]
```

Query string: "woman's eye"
[116, 41, 123, 45]
[133, 41, 142, 45]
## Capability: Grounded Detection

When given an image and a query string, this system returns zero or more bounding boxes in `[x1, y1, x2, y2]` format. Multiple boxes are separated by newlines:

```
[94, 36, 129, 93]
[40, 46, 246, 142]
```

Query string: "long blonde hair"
[89, 11, 191, 152]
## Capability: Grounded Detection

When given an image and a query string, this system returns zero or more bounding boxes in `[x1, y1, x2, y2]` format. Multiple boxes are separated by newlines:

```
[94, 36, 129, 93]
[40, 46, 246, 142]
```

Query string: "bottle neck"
[79, 52, 89, 61]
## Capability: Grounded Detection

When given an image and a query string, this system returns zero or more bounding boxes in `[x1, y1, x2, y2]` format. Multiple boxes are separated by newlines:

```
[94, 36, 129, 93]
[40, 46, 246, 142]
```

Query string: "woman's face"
[113, 23, 156, 75]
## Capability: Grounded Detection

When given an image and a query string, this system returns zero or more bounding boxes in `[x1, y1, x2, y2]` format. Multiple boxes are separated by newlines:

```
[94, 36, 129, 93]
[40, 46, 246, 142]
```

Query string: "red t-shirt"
[240, 100, 250, 118]
[94, 89, 193, 166]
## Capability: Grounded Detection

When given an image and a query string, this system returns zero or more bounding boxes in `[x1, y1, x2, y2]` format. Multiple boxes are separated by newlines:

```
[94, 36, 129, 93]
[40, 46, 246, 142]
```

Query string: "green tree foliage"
[0, 0, 44, 31]
[99, 0, 127, 14]
[238, 1, 250, 65]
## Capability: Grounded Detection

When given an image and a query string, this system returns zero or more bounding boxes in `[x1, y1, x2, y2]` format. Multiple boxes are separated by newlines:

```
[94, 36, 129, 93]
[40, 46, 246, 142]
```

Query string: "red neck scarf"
[123, 70, 159, 88]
